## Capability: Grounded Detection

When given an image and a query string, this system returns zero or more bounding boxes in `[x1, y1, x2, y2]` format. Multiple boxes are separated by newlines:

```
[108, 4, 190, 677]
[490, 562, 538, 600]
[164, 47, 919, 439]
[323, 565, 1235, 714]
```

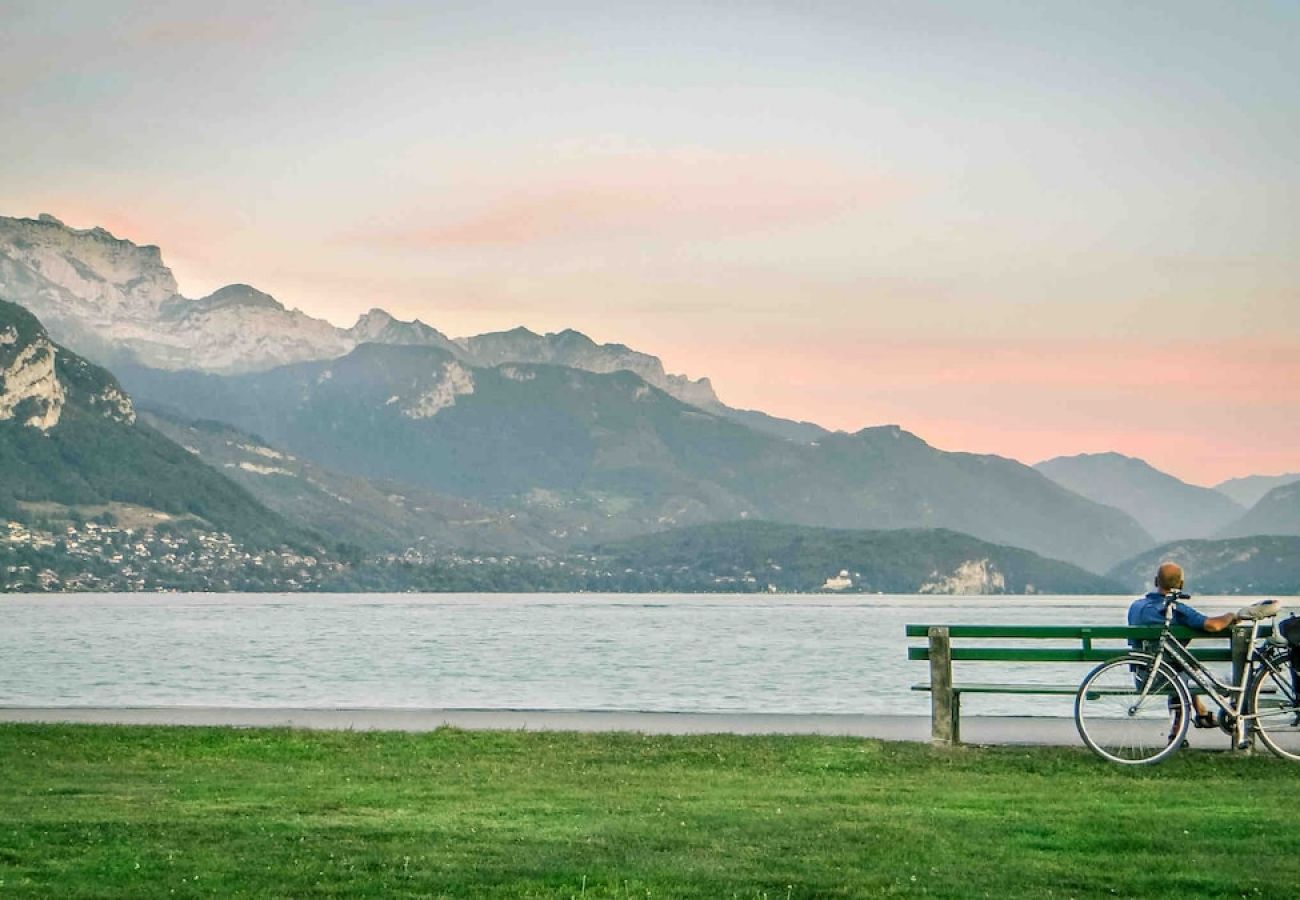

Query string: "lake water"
[0, 593, 1260, 718]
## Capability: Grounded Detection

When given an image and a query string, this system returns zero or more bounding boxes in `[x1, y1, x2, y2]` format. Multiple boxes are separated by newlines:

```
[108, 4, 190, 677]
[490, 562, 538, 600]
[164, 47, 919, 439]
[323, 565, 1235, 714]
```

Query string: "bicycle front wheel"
[1075, 655, 1190, 765]
[1249, 654, 1300, 762]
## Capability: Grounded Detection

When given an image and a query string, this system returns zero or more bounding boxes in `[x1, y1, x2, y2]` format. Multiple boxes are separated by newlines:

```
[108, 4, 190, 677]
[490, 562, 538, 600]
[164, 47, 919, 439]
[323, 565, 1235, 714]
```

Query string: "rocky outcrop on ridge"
[458, 326, 720, 409]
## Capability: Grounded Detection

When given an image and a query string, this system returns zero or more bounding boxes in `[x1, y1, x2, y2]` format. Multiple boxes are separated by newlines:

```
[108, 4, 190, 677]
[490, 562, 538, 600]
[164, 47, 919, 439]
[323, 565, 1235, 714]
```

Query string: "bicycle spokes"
[1251, 664, 1300, 762]
[1076, 656, 1190, 765]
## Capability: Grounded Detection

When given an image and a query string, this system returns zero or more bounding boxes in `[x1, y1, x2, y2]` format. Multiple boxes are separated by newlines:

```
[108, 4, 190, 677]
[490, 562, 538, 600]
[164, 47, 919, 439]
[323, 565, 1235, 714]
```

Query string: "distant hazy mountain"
[1107, 535, 1300, 595]
[117, 342, 1153, 571]
[140, 408, 557, 554]
[0, 299, 299, 546]
[1216, 482, 1300, 538]
[591, 521, 1124, 594]
[1035, 452, 1242, 541]
[1214, 473, 1300, 509]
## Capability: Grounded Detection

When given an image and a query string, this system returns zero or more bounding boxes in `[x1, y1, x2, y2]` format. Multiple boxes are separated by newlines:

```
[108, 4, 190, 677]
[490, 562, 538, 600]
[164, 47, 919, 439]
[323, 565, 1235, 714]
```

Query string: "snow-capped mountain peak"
[0, 215, 356, 373]
[0, 213, 720, 409]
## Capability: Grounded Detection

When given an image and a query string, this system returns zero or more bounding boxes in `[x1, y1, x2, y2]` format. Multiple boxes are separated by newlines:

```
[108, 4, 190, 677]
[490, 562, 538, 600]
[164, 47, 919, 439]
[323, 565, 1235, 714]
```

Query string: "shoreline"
[3, 592, 1285, 607]
[0, 706, 1233, 749]
[0, 706, 1039, 743]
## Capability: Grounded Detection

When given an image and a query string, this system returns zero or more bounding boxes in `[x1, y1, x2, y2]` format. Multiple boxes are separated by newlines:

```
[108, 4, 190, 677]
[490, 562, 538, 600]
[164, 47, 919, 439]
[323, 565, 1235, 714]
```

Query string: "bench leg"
[1230, 625, 1255, 754]
[929, 626, 959, 746]
[952, 693, 961, 744]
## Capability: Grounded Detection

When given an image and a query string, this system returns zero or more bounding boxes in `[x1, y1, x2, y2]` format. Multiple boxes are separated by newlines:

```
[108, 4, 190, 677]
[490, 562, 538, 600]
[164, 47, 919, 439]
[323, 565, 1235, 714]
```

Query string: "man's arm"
[1200, 611, 1239, 633]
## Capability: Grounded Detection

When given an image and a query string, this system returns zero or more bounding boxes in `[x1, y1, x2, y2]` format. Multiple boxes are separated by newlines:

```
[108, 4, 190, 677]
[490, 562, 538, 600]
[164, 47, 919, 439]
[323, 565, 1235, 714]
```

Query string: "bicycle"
[1074, 593, 1300, 765]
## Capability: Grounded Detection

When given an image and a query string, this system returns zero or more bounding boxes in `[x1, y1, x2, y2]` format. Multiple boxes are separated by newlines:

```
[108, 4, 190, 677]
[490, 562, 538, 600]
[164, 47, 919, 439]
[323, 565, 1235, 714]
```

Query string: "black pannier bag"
[1280, 616, 1300, 700]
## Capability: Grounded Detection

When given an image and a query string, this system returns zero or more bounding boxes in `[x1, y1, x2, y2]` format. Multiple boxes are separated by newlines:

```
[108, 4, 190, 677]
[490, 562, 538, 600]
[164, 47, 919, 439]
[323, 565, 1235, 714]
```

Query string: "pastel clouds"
[371, 150, 892, 248]
[127, 10, 277, 48]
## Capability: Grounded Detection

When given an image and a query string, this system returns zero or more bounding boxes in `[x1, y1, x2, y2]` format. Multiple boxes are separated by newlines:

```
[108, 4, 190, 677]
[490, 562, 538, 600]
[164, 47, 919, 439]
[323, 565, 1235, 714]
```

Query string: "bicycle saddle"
[1237, 598, 1282, 620]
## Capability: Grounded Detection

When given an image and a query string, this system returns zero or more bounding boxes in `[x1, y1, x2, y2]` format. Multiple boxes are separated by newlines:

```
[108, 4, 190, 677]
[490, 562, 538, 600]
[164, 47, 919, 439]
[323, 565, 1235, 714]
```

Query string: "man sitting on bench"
[1128, 561, 1239, 729]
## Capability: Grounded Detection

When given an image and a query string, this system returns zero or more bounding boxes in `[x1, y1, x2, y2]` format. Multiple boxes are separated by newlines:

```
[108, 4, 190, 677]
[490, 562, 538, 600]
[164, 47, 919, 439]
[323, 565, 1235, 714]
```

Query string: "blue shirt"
[1127, 592, 1209, 631]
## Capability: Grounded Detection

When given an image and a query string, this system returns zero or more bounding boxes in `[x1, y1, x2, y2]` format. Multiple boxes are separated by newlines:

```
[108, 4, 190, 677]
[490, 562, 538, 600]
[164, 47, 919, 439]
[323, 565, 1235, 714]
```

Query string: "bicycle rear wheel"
[1075, 655, 1190, 765]
[1249, 654, 1300, 762]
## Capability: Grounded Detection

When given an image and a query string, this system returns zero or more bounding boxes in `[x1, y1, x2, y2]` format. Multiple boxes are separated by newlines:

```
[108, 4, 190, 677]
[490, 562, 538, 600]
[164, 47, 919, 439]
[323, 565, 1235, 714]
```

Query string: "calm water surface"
[0, 593, 1255, 717]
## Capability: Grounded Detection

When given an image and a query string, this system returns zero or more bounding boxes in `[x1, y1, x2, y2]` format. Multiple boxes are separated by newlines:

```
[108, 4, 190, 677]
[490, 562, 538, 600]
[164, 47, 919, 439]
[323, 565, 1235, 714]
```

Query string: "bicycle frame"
[1135, 594, 1279, 748]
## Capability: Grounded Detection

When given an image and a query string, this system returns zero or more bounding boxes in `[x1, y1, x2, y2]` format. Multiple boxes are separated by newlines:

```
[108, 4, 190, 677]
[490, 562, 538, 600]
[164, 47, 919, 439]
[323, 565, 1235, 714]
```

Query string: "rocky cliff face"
[0, 215, 356, 373]
[0, 322, 66, 430]
[0, 214, 178, 318]
[0, 299, 134, 432]
[918, 559, 1007, 594]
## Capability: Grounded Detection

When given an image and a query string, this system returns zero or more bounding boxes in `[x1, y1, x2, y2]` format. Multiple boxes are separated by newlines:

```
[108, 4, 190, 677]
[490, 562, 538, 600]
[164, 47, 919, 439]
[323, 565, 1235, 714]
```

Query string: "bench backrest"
[905, 624, 1240, 663]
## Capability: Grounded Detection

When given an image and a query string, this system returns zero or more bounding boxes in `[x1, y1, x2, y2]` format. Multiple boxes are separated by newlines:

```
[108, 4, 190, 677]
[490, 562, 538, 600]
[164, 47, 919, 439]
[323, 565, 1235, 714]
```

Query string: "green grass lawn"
[0, 725, 1295, 898]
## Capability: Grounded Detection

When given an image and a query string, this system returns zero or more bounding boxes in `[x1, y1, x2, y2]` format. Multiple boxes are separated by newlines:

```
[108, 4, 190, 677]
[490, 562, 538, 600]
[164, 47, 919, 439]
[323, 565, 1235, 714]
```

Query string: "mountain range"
[0, 296, 1147, 593]
[115, 342, 1153, 572]
[3, 211, 1297, 590]
[0, 214, 779, 425]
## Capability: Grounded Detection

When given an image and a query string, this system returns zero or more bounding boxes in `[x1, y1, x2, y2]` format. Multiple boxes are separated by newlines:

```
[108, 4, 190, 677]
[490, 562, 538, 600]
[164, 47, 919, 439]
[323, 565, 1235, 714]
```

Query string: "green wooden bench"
[905, 624, 1259, 745]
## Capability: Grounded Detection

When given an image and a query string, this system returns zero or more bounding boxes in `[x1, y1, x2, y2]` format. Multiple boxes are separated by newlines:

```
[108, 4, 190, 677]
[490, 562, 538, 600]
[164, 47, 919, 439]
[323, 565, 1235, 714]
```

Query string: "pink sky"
[4, 2, 1297, 486]
[655, 337, 1300, 485]
[19, 189, 1297, 486]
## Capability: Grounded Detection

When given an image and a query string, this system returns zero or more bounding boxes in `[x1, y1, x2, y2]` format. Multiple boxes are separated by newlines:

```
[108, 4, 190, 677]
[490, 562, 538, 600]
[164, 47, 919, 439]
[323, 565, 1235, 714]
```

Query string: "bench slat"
[911, 682, 1079, 695]
[907, 647, 1234, 663]
[904, 624, 1225, 640]
[911, 682, 1218, 697]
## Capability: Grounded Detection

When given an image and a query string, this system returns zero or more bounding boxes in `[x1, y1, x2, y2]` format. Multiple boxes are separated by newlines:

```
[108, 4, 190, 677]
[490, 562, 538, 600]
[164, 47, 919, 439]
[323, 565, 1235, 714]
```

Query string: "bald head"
[1155, 562, 1184, 592]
